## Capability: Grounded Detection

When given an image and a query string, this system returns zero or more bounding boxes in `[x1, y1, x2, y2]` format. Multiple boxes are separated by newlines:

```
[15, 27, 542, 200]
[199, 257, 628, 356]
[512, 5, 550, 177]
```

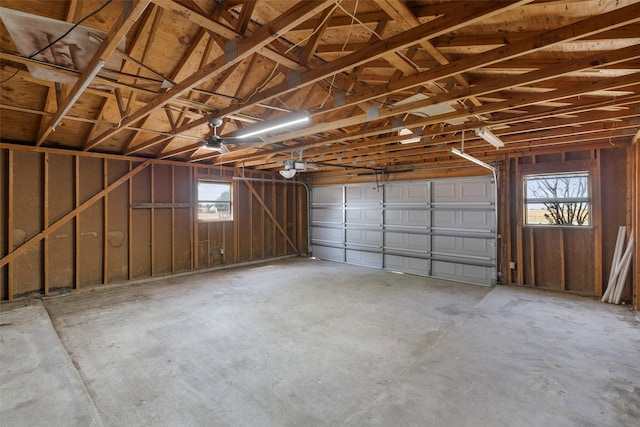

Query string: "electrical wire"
[0, 0, 114, 84]
[315, 0, 358, 111]
[233, 0, 342, 107]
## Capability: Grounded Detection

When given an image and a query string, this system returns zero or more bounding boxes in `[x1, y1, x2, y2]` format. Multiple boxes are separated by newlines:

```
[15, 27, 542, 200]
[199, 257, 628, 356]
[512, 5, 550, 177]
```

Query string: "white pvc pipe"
[602, 226, 626, 302]
[613, 233, 634, 304]
[608, 235, 634, 303]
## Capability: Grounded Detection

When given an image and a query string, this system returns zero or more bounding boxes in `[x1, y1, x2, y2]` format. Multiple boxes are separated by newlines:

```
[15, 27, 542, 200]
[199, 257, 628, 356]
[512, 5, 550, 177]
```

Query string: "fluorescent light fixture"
[451, 148, 496, 172]
[399, 128, 421, 144]
[51, 59, 105, 130]
[475, 127, 504, 148]
[236, 112, 310, 138]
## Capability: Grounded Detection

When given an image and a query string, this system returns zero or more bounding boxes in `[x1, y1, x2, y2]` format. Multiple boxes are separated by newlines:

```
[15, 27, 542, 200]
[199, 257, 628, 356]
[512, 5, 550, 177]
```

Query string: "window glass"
[198, 181, 232, 221]
[524, 172, 590, 226]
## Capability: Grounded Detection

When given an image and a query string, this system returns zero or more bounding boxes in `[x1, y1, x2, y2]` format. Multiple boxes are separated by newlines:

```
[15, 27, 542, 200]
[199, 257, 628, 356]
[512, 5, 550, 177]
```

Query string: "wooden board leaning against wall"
[0, 144, 308, 301]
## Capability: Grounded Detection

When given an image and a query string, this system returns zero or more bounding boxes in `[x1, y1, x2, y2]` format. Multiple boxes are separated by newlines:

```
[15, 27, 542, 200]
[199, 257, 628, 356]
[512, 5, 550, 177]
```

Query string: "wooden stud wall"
[502, 146, 634, 303]
[0, 142, 635, 307]
[0, 145, 306, 301]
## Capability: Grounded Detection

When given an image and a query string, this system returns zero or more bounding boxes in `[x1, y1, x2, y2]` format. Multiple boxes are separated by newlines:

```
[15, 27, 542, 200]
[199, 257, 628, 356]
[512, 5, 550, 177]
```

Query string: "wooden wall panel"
[132, 209, 151, 279]
[47, 154, 74, 290]
[0, 146, 309, 300]
[132, 166, 151, 278]
[154, 209, 172, 275]
[174, 208, 191, 272]
[12, 151, 42, 296]
[564, 228, 595, 293]
[531, 228, 563, 290]
[600, 147, 630, 300]
[79, 157, 104, 287]
[107, 160, 129, 282]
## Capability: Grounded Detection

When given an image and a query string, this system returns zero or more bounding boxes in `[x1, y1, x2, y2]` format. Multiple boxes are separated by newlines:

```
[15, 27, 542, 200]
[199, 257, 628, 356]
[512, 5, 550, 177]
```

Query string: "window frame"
[197, 179, 233, 222]
[523, 170, 592, 227]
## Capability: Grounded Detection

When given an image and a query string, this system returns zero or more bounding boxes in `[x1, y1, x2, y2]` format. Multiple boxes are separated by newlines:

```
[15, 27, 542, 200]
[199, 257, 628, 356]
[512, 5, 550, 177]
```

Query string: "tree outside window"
[524, 172, 590, 226]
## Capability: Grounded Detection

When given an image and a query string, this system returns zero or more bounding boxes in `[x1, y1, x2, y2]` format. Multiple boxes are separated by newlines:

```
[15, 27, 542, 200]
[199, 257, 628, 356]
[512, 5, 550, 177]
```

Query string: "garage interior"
[1, 0, 639, 425]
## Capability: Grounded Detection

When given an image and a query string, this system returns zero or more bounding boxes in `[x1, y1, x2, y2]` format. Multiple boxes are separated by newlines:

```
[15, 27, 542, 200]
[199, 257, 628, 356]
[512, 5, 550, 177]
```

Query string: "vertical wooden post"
[260, 174, 265, 259]
[171, 165, 175, 273]
[504, 157, 512, 284]
[559, 228, 565, 290]
[75, 155, 81, 289]
[594, 149, 603, 296]
[128, 161, 133, 280]
[150, 163, 155, 276]
[249, 174, 254, 261]
[282, 180, 288, 256]
[7, 150, 14, 300]
[529, 227, 535, 286]
[103, 158, 109, 285]
[515, 159, 524, 285]
[193, 168, 199, 269]
[272, 180, 277, 257]
[43, 153, 50, 295]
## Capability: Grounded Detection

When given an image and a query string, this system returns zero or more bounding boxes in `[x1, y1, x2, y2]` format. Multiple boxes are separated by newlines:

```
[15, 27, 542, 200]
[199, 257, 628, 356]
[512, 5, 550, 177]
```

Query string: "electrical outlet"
[220, 248, 224, 255]
[509, 262, 516, 269]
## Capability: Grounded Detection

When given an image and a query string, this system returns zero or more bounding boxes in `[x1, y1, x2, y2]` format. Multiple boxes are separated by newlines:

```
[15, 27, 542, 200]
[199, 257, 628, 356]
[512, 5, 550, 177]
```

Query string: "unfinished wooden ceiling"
[1, 0, 639, 175]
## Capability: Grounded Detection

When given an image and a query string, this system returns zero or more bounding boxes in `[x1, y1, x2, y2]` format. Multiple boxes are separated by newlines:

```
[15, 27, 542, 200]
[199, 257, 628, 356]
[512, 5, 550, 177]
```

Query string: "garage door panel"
[312, 186, 343, 203]
[311, 178, 496, 286]
[384, 254, 429, 276]
[432, 235, 492, 258]
[312, 245, 343, 262]
[312, 208, 342, 223]
[347, 249, 381, 268]
[311, 226, 343, 243]
[385, 232, 429, 252]
[346, 229, 381, 246]
[432, 260, 493, 285]
[385, 209, 429, 227]
[346, 208, 381, 224]
[346, 185, 380, 204]
[433, 179, 492, 203]
[384, 182, 429, 203]
[433, 210, 492, 230]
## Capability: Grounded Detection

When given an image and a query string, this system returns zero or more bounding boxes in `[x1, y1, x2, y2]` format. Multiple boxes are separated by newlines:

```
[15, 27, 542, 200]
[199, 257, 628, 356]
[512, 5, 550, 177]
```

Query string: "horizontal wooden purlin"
[316, 3, 640, 118]
[131, 203, 193, 209]
[83, 0, 335, 152]
[0, 56, 217, 118]
[38, 0, 153, 145]
[245, 114, 640, 170]
[170, 1, 525, 149]
[264, 71, 640, 145]
[215, 1, 525, 119]
[212, 90, 640, 166]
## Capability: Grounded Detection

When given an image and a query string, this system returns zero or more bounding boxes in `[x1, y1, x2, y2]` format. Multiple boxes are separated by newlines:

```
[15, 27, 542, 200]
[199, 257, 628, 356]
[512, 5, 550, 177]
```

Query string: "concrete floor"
[1, 257, 639, 427]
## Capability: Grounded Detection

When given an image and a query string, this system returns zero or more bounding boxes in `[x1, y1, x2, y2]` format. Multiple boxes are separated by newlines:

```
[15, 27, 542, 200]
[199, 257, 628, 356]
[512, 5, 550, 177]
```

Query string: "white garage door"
[310, 177, 497, 286]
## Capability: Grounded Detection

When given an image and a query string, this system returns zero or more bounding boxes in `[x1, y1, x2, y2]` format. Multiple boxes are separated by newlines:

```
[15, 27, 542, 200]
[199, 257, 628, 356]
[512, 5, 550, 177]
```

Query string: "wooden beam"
[37, 0, 152, 145]
[84, 0, 334, 151]
[0, 160, 152, 270]
[146, 1, 521, 147]
[242, 180, 300, 254]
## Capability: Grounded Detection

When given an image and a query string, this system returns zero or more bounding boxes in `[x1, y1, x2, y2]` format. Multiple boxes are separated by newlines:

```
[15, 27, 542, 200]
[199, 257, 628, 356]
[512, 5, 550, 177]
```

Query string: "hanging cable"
[0, 0, 114, 84]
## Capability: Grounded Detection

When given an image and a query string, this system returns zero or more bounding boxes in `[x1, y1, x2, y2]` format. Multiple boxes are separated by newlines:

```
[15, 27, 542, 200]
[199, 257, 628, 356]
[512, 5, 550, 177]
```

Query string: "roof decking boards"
[0, 0, 639, 174]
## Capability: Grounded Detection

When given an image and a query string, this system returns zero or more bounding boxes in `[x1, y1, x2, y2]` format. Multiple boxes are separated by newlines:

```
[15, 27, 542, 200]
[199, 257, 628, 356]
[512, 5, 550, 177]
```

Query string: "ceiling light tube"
[475, 127, 504, 148]
[399, 128, 421, 144]
[51, 59, 105, 130]
[451, 148, 496, 172]
[236, 112, 310, 138]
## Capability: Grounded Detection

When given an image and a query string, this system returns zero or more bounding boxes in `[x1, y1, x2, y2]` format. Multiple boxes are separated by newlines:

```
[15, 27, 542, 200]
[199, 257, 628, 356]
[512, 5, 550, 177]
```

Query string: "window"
[198, 180, 232, 221]
[524, 172, 590, 226]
